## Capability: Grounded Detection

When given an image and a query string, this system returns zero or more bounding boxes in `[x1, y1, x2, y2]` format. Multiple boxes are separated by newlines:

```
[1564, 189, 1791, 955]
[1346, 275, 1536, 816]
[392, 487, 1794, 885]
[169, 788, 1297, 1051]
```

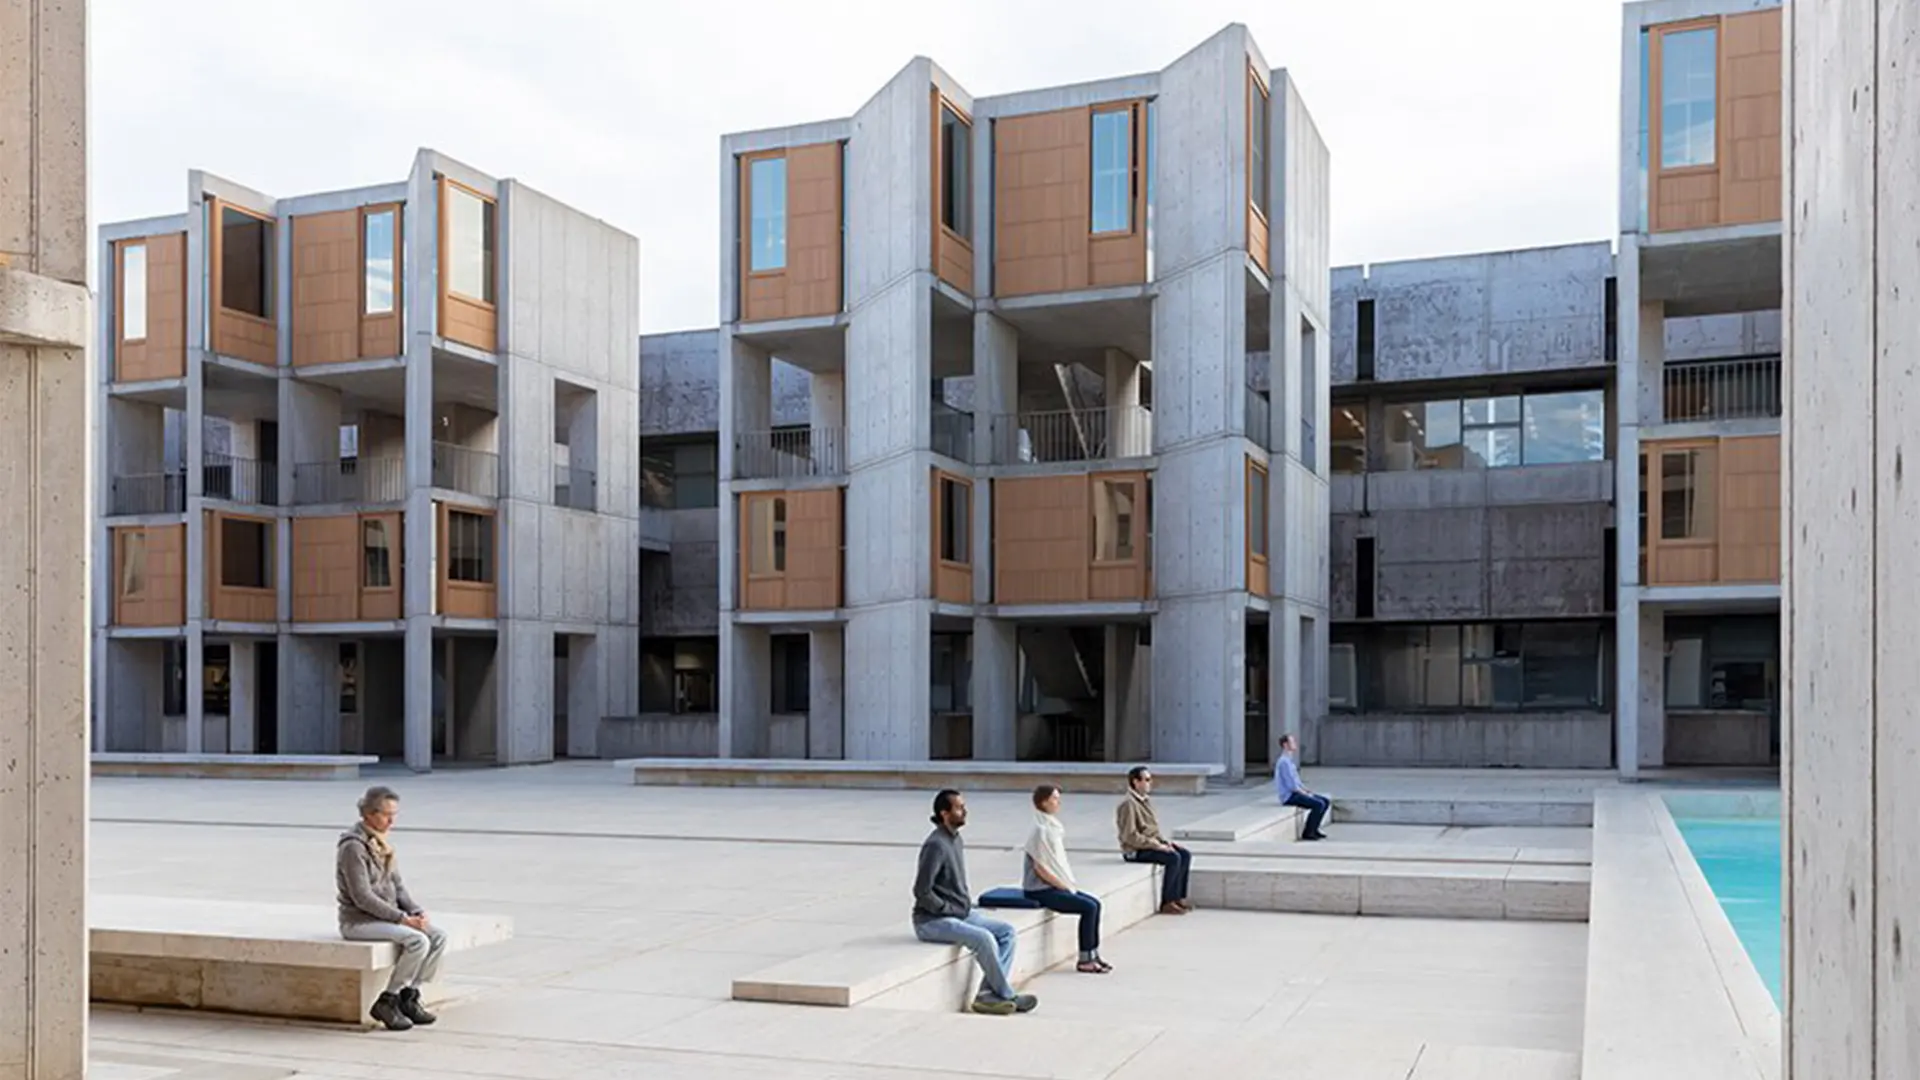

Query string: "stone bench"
[91, 753, 381, 781]
[1172, 800, 1307, 843]
[1190, 858, 1590, 922]
[619, 759, 1222, 795]
[89, 896, 512, 1028]
[1332, 795, 1593, 827]
[732, 860, 1163, 1010]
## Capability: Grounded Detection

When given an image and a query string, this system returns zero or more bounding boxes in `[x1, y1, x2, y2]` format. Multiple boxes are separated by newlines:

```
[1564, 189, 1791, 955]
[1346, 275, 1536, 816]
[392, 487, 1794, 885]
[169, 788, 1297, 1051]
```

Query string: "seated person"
[1116, 766, 1192, 914]
[1274, 733, 1331, 841]
[912, 789, 1039, 1016]
[1023, 784, 1112, 974]
[337, 785, 448, 1031]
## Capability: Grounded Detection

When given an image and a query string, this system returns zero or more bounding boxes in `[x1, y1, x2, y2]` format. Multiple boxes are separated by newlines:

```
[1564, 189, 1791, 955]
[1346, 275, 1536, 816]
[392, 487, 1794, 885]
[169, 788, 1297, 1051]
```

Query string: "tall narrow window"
[1638, 28, 1651, 230]
[1092, 479, 1136, 561]
[340, 643, 359, 714]
[1603, 277, 1619, 363]
[938, 476, 971, 564]
[1355, 536, 1376, 619]
[122, 243, 149, 341]
[364, 208, 397, 315]
[750, 496, 788, 574]
[445, 185, 496, 304]
[119, 531, 148, 598]
[1356, 298, 1376, 380]
[447, 509, 495, 583]
[1300, 318, 1319, 470]
[1090, 109, 1134, 234]
[219, 207, 274, 318]
[362, 518, 393, 588]
[1660, 27, 1718, 168]
[940, 106, 972, 241]
[1660, 448, 1712, 539]
[1249, 72, 1271, 219]
[219, 517, 271, 589]
[749, 156, 788, 272]
[1248, 463, 1269, 560]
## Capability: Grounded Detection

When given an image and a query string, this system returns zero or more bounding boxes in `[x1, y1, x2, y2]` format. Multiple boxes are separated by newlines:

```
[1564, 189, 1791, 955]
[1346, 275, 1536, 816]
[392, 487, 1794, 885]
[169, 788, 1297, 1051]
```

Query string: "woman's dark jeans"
[1024, 887, 1102, 953]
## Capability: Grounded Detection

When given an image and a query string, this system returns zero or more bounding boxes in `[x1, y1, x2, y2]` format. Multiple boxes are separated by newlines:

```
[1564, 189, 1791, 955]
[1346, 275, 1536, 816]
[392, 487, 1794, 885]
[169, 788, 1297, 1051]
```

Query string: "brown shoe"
[1159, 901, 1187, 916]
[1175, 900, 1194, 913]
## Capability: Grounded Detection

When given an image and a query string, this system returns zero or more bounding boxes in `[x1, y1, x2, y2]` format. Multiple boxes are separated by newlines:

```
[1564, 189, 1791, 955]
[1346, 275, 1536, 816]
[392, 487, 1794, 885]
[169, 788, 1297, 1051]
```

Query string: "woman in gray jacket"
[338, 785, 447, 1031]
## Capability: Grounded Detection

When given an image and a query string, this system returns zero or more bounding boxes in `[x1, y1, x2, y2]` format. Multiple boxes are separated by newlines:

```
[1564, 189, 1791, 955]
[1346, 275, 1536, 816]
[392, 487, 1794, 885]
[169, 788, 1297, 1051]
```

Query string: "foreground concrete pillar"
[0, 0, 90, 1074]
[1784, 5, 1920, 1078]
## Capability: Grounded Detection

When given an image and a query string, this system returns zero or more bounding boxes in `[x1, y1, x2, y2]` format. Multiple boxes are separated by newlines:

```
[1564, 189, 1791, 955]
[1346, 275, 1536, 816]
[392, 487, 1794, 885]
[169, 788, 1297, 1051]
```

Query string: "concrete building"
[1615, 0, 1784, 777]
[694, 24, 1331, 779]
[1782, 0, 1919, 1075]
[93, 150, 642, 771]
[0, 0, 90, 1072]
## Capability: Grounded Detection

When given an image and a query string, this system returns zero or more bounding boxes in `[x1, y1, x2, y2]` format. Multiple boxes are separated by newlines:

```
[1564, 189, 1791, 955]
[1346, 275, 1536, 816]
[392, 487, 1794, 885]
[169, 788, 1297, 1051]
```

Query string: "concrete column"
[228, 639, 257, 754]
[1104, 348, 1145, 457]
[845, 603, 932, 760]
[0, 0, 90, 1068]
[972, 617, 1017, 760]
[184, 625, 206, 753]
[809, 370, 845, 431]
[807, 626, 845, 759]
[720, 621, 770, 757]
[1783, 9, 1920, 1074]
[564, 634, 602, 758]
[973, 312, 1016, 468]
[1633, 606, 1665, 770]
[282, 635, 339, 754]
[497, 620, 554, 764]
[1103, 625, 1146, 763]
[1613, 244, 1659, 778]
[404, 620, 433, 770]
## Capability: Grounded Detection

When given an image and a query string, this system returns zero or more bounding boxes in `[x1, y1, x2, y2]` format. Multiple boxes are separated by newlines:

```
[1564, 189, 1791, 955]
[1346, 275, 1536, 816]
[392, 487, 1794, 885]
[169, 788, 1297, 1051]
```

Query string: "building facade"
[93, 149, 642, 770]
[1615, 0, 1784, 776]
[703, 24, 1332, 779]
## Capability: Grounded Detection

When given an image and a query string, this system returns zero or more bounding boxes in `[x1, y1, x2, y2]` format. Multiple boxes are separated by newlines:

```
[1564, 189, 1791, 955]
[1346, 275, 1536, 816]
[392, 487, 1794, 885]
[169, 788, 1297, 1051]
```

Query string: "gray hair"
[357, 785, 401, 815]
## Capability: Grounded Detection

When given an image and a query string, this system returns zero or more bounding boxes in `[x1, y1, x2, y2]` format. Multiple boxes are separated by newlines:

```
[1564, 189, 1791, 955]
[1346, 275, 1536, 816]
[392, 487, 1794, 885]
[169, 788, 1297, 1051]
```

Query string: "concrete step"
[619, 759, 1221, 795]
[1333, 796, 1594, 827]
[1191, 858, 1590, 922]
[1172, 801, 1306, 843]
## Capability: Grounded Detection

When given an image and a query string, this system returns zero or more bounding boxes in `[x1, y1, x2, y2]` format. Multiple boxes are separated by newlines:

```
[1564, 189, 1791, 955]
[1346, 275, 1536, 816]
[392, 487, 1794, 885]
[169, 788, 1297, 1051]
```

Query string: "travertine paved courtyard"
[88, 765, 1596, 1080]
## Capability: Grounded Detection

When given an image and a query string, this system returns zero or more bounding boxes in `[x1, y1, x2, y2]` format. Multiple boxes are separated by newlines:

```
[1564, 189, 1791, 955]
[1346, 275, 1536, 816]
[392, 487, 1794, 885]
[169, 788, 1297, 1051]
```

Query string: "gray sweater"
[336, 823, 422, 928]
[912, 826, 972, 925]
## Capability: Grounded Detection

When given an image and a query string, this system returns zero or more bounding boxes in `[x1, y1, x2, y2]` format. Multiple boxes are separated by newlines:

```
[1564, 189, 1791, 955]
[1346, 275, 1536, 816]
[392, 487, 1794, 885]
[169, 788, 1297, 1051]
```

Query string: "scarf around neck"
[361, 823, 396, 871]
[1024, 810, 1077, 893]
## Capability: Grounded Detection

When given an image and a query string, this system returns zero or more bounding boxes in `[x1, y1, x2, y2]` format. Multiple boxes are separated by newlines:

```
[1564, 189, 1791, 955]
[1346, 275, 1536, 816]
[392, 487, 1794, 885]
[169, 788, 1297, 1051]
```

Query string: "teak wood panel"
[1085, 103, 1148, 289]
[1718, 9, 1783, 226]
[932, 92, 975, 296]
[738, 488, 843, 611]
[1088, 471, 1151, 602]
[115, 233, 187, 382]
[291, 210, 361, 367]
[209, 200, 279, 367]
[1645, 439, 1719, 586]
[111, 524, 185, 627]
[994, 475, 1091, 604]
[994, 107, 1093, 298]
[739, 144, 843, 323]
[1247, 457, 1270, 597]
[1247, 68, 1272, 275]
[291, 514, 360, 622]
[1716, 435, 1780, 583]
[931, 469, 972, 605]
[437, 177, 497, 353]
[206, 510, 277, 623]
[359, 511, 403, 621]
[436, 501, 497, 619]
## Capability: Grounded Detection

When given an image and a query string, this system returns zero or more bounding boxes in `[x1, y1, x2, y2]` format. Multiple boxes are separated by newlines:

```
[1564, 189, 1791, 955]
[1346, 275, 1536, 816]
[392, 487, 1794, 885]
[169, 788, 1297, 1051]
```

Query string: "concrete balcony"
[1662, 355, 1781, 424]
[432, 442, 499, 499]
[991, 404, 1153, 465]
[292, 457, 405, 506]
[110, 471, 185, 516]
[734, 427, 847, 481]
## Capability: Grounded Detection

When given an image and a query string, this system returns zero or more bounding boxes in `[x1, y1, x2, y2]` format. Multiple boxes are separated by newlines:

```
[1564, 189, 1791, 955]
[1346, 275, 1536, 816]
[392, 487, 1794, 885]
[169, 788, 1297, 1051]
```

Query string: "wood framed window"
[1643, 439, 1719, 585]
[932, 470, 972, 605]
[738, 488, 843, 611]
[1247, 66, 1272, 272]
[933, 92, 975, 294]
[362, 517, 395, 588]
[437, 176, 497, 352]
[446, 509, 495, 584]
[208, 511, 276, 623]
[738, 144, 843, 321]
[1091, 477, 1139, 563]
[119, 241, 148, 343]
[1089, 105, 1138, 236]
[113, 524, 185, 627]
[208, 201, 278, 367]
[113, 232, 186, 381]
[119, 530, 148, 600]
[746, 494, 788, 576]
[1645, 9, 1780, 232]
[362, 205, 400, 316]
[1247, 457, 1270, 596]
[1658, 445, 1715, 541]
[745, 152, 788, 274]
[432, 503, 495, 618]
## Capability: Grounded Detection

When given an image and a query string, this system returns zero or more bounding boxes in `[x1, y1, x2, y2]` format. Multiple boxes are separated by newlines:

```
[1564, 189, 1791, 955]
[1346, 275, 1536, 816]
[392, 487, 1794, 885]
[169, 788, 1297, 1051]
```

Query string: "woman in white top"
[1023, 784, 1112, 973]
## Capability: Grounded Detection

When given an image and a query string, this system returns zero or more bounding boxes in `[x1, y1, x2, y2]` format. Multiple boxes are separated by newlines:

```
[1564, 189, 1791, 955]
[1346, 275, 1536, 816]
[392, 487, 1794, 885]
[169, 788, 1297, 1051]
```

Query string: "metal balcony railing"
[1663, 355, 1782, 423]
[555, 464, 597, 511]
[734, 427, 847, 480]
[292, 456, 406, 505]
[203, 453, 277, 506]
[432, 442, 499, 498]
[1244, 388, 1272, 450]
[932, 401, 973, 462]
[991, 404, 1153, 464]
[110, 471, 185, 515]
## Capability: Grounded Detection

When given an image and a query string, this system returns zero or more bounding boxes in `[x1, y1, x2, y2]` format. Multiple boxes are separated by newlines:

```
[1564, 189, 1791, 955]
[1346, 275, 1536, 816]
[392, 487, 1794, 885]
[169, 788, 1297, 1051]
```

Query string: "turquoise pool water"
[1671, 815, 1782, 1005]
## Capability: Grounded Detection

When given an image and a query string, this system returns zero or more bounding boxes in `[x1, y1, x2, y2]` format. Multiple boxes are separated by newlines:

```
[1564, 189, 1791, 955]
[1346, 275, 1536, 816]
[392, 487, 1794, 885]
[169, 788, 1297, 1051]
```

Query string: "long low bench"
[732, 860, 1163, 1010]
[619, 759, 1222, 795]
[91, 753, 381, 781]
[1172, 799, 1307, 843]
[90, 896, 512, 1027]
[1332, 795, 1594, 827]
[1190, 857, 1590, 921]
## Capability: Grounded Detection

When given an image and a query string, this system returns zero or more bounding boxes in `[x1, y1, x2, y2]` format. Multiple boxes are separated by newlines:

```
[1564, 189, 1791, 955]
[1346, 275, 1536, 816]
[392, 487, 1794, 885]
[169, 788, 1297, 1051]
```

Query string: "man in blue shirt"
[1274, 733, 1331, 841]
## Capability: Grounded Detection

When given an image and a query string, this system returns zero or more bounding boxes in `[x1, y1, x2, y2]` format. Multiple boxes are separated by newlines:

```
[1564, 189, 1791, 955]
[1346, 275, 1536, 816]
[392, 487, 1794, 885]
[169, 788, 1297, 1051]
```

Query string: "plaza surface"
[87, 765, 1603, 1080]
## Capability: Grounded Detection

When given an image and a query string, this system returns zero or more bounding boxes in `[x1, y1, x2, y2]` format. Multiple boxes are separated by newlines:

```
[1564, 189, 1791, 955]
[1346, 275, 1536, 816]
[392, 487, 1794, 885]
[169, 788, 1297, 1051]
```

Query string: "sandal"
[1076, 959, 1109, 974]
[1095, 958, 1114, 973]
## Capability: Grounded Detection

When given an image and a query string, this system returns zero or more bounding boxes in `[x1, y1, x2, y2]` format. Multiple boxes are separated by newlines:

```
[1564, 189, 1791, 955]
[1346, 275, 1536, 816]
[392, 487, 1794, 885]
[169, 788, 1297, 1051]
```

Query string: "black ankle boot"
[370, 992, 414, 1031]
[398, 987, 437, 1026]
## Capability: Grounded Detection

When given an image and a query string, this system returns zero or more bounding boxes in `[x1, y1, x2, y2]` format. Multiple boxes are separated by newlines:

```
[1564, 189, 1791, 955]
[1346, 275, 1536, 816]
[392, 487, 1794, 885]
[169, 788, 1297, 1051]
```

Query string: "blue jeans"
[1124, 845, 1192, 906]
[1025, 887, 1102, 954]
[1285, 791, 1332, 836]
[914, 910, 1016, 1000]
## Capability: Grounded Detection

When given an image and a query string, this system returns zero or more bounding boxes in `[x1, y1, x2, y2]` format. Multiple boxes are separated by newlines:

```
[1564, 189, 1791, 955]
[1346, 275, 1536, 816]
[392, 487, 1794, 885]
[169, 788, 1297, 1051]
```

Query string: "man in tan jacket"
[1115, 766, 1193, 914]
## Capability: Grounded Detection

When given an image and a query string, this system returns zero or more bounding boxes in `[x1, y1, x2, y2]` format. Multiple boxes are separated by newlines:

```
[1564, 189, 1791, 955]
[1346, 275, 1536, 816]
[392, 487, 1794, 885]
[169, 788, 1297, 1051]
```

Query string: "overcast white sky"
[93, 0, 1629, 333]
